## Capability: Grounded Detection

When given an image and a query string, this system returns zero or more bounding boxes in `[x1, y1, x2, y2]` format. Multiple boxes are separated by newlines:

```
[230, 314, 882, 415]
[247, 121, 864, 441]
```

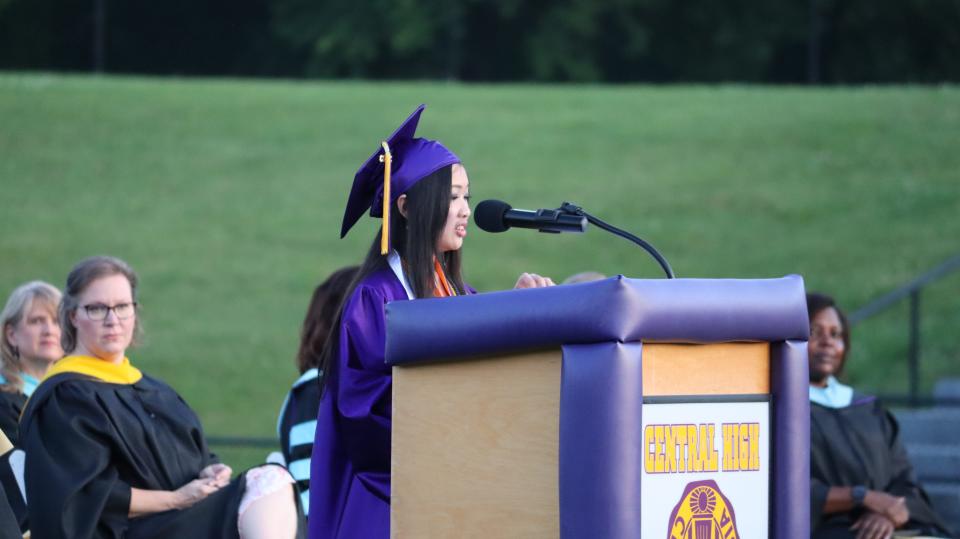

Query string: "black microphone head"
[474, 199, 512, 233]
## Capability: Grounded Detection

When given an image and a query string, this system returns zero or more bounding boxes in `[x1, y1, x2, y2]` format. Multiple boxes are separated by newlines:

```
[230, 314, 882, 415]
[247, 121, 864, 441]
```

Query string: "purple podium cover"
[386, 275, 810, 539]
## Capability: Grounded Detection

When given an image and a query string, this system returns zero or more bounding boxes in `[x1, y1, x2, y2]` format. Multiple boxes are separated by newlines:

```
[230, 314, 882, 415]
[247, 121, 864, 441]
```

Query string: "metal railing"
[207, 436, 278, 448]
[848, 253, 960, 407]
[211, 253, 960, 447]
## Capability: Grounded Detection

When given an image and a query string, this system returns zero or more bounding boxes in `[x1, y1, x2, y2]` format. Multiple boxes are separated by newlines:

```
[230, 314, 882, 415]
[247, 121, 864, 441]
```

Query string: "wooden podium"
[386, 276, 809, 539]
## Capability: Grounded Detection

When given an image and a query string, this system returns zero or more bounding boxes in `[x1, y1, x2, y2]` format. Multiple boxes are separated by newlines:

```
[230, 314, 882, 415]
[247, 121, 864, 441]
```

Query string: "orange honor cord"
[433, 258, 456, 297]
[379, 141, 392, 255]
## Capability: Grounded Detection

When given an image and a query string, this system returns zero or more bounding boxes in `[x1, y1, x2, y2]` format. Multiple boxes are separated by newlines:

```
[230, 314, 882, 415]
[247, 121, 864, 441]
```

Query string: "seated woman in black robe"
[0, 280, 63, 445]
[807, 292, 952, 539]
[20, 256, 304, 539]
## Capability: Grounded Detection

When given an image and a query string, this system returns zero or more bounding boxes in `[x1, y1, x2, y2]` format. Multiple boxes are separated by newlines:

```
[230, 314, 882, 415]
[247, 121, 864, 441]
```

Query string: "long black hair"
[318, 165, 465, 392]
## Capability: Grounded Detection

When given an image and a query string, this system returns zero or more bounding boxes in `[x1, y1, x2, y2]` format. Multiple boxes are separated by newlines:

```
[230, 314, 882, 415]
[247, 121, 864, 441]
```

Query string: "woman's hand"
[130, 474, 227, 518]
[199, 463, 232, 487]
[851, 511, 895, 539]
[514, 273, 555, 289]
[171, 477, 223, 510]
[863, 491, 909, 527]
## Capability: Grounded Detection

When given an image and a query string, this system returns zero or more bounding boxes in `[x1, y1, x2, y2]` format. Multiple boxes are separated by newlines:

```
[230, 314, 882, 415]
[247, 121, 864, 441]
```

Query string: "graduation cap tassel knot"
[379, 141, 392, 255]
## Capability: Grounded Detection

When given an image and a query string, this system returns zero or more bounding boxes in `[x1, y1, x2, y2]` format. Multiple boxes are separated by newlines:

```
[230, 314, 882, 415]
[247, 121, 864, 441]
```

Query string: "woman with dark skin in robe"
[807, 292, 952, 539]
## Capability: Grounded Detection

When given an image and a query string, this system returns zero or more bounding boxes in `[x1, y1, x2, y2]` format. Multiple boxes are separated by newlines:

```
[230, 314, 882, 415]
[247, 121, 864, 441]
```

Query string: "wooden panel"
[391, 350, 561, 538]
[642, 342, 770, 396]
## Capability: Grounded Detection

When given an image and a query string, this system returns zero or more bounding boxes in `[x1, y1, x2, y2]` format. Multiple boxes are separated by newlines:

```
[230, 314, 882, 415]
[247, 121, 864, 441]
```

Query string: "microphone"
[474, 199, 587, 234]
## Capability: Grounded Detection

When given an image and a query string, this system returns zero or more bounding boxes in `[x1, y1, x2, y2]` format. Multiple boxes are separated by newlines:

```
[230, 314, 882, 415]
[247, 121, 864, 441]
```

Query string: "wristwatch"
[851, 485, 867, 507]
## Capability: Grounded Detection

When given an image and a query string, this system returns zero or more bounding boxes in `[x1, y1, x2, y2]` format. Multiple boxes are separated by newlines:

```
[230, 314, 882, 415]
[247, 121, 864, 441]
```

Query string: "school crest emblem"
[667, 479, 740, 539]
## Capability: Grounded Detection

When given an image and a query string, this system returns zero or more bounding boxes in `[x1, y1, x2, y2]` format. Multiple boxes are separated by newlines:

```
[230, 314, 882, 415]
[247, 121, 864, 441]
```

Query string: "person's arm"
[331, 286, 395, 501]
[22, 382, 135, 539]
[129, 488, 178, 518]
[820, 486, 908, 527]
[128, 476, 228, 518]
[879, 408, 920, 527]
[851, 511, 895, 539]
[821, 486, 857, 514]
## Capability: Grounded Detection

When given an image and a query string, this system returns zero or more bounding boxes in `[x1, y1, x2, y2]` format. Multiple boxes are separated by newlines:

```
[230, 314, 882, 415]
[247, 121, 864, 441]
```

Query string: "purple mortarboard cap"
[340, 104, 461, 240]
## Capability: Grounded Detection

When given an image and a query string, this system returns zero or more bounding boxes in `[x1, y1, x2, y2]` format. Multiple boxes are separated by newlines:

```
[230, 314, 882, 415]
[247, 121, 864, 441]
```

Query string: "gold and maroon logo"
[667, 480, 740, 539]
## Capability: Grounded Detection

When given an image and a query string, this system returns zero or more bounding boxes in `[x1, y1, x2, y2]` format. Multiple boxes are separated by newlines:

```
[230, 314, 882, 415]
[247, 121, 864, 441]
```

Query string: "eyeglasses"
[81, 302, 137, 321]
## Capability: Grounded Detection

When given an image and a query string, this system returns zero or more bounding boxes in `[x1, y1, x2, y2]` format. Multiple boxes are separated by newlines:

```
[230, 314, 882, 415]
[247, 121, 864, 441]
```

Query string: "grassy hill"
[1, 74, 958, 467]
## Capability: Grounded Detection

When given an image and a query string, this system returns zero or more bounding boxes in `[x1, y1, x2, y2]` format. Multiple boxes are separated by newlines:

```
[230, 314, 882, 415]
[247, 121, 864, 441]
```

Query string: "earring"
[11, 346, 18, 358]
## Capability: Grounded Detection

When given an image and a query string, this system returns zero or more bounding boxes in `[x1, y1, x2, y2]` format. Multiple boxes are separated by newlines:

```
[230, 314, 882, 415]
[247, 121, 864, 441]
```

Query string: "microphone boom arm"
[558, 202, 676, 279]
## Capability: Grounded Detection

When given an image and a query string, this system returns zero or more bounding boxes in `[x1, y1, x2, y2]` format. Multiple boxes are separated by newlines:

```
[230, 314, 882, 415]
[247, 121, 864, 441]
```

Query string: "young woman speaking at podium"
[309, 105, 553, 539]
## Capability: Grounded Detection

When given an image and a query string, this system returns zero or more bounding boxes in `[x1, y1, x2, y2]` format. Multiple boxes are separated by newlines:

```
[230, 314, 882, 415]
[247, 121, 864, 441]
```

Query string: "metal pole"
[93, 0, 105, 73]
[807, 0, 821, 84]
[908, 290, 921, 407]
[446, 1, 463, 80]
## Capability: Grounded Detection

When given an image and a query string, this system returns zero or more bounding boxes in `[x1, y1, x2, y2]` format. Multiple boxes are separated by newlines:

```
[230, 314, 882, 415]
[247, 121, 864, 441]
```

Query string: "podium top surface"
[386, 275, 808, 366]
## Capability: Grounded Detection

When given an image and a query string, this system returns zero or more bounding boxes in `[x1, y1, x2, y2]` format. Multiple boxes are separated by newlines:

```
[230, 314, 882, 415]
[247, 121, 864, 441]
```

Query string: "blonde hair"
[0, 281, 62, 394]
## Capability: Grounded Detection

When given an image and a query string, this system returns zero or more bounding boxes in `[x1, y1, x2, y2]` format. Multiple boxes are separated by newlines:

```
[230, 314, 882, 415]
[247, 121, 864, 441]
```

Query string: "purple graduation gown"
[306, 268, 407, 539]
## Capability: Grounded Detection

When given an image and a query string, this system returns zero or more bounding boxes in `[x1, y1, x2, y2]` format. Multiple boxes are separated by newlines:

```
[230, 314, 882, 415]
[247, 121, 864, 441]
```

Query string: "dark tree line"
[1, 0, 958, 83]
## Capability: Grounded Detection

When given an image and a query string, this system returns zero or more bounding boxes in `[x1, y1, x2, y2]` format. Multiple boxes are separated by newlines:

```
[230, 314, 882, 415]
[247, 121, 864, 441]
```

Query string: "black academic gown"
[0, 391, 25, 446]
[810, 393, 953, 538]
[0, 392, 27, 533]
[20, 372, 248, 539]
[0, 483, 21, 539]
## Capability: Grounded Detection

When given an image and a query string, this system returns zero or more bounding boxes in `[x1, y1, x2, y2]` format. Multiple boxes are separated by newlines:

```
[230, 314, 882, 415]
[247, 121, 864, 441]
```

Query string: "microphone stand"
[557, 202, 676, 279]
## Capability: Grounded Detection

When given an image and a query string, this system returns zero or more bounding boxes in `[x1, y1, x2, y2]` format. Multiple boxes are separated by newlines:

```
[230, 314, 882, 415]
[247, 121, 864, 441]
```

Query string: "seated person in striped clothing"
[278, 266, 358, 518]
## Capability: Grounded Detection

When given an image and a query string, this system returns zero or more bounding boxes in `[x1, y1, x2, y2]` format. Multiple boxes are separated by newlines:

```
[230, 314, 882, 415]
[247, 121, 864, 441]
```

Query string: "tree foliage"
[1, 0, 958, 82]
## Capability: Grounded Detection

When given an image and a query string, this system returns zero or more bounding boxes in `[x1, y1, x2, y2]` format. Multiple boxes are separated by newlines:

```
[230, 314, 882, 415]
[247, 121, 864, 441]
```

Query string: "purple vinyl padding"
[386, 275, 808, 365]
[559, 342, 644, 538]
[771, 339, 811, 538]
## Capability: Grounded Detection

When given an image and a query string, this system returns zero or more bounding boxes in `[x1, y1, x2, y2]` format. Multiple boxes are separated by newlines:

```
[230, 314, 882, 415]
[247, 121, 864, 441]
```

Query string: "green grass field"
[1, 74, 958, 468]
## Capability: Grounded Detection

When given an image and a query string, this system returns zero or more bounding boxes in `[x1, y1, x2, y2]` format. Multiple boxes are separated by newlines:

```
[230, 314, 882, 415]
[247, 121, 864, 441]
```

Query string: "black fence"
[849, 254, 960, 407]
[211, 253, 960, 448]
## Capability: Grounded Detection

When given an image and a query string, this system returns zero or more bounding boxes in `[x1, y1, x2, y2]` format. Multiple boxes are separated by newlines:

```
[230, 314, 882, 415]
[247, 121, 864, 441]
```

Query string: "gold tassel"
[379, 141, 392, 255]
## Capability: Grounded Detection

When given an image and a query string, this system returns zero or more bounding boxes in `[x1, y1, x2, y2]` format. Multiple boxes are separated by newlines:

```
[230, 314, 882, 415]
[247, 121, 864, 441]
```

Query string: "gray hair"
[1, 281, 62, 393]
[59, 256, 142, 354]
